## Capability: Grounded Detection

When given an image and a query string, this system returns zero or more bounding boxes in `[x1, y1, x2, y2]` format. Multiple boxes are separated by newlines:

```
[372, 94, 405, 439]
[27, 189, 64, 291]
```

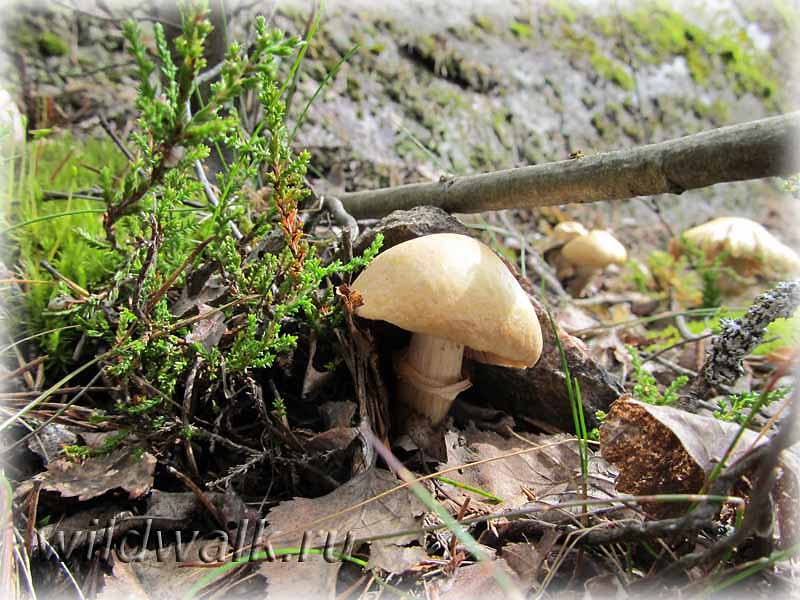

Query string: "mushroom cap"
[669, 217, 800, 277]
[553, 221, 589, 244]
[561, 230, 628, 269]
[351, 233, 542, 369]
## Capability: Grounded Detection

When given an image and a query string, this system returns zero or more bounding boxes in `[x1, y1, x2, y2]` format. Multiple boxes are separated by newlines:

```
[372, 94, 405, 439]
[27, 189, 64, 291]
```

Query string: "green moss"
[605, 102, 622, 122]
[590, 113, 609, 137]
[557, 23, 634, 91]
[622, 96, 636, 113]
[622, 121, 640, 140]
[345, 75, 363, 102]
[38, 31, 69, 56]
[509, 21, 534, 38]
[491, 109, 514, 150]
[472, 15, 496, 33]
[622, 4, 778, 101]
[550, 0, 577, 23]
[428, 84, 469, 110]
[9, 132, 128, 358]
[593, 15, 616, 37]
[590, 53, 635, 90]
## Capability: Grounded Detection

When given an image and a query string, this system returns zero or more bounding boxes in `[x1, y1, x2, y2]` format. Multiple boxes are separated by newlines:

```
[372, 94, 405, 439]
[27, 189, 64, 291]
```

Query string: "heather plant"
[4, 2, 380, 437]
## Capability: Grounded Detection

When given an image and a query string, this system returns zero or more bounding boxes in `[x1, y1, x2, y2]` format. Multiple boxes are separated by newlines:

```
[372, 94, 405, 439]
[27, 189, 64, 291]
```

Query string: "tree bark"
[338, 112, 800, 219]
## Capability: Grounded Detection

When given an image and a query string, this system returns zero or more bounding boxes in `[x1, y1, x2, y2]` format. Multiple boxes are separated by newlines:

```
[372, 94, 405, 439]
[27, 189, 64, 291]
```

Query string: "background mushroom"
[560, 229, 628, 296]
[552, 221, 588, 244]
[669, 216, 800, 279]
[350, 233, 543, 426]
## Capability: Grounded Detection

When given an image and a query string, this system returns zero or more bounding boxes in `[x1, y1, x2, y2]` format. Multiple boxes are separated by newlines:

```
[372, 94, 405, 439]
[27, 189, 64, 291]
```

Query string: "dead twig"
[322, 194, 360, 240]
[166, 465, 228, 531]
[24, 482, 41, 558]
[144, 235, 214, 314]
[688, 280, 800, 402]
[39, 260, 89, 298]
[0, 355, 48, 383]
[98, 113, 133, 161]
[340, 113, 800, 218]
[184, 101, 243, 240]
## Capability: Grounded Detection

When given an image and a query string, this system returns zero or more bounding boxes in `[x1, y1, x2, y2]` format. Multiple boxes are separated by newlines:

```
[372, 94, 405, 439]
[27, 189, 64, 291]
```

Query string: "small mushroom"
[350, 233, 543, 425]
[543, 221, 589, 279]
[669, 216, 800, 278]
[552, 221, 589, 244]
[560, 229, 628, 296]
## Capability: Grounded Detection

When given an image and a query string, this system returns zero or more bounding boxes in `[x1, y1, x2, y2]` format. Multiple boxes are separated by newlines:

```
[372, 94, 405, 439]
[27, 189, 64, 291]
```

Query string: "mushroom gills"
[394, 333, 472, 424]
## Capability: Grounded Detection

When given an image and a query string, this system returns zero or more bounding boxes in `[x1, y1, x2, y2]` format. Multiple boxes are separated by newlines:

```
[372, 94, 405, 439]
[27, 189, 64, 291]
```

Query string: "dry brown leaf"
[500, 529, 559, 589]
[97, 557, 151, 600]
[170, 271, 227, 317]
[26, 423, 78, 465]
[367, 543, 428, 573]
[257, 554, 341, 600]
[440, 428, 617, 510]
[101, 542, 266, 600]
[601, 395, 800, 522]
[430, 558, 520, 599]
[263, 467, 425, 565]
[184, 303, 226, 350]
[15, 448, 156, 501]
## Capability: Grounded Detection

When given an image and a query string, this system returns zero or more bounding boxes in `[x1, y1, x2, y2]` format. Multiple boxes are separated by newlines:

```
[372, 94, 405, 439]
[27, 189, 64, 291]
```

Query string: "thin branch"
[184, 102, 243, 240]
[98, 113, 133, 161]
[322, 194, 359, 239]
[339, 112, 800, 218]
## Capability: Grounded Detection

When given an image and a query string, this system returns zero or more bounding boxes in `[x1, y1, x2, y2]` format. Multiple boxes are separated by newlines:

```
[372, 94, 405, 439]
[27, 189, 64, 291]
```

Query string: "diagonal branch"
[338, 112, 800, 218]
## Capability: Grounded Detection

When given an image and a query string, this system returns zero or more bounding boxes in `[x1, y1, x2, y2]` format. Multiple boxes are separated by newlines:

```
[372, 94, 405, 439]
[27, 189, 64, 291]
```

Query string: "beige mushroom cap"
[561, 230, 628, 269]
[670, 217, 800, 277]
[553, 221, 589, 244]
[351, 233, 543, 369]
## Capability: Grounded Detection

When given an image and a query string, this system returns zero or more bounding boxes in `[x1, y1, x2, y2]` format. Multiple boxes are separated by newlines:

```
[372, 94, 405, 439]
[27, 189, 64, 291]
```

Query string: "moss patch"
[38, 31, 69, 57]
[623, 4, 778, 100]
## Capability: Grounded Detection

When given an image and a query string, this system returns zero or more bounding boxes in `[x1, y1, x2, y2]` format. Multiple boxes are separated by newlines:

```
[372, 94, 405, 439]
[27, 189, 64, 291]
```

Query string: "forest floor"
[1, 1, 800, 599]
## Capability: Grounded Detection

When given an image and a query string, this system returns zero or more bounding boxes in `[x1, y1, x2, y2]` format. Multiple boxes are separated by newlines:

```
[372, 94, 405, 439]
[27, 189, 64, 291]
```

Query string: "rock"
[468, 299, 623, 432]
[353, 205, 468, 255]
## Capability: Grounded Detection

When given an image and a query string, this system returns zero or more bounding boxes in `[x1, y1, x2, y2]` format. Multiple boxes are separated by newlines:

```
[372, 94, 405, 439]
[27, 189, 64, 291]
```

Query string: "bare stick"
[322, 194, 359, 239]
[339, 113, 800, 218]
[183, 101, 243, 240]
[98, 113, 133, 161]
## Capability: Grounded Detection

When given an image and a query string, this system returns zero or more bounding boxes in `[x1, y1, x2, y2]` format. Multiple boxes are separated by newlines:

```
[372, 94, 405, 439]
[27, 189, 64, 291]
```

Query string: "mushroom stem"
[395, 333, 472, 425]
[567, 265, 598, 297]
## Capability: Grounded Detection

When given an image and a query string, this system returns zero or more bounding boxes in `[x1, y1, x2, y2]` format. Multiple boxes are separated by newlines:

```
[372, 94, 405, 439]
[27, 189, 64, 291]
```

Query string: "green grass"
[2, 132, 127, 359]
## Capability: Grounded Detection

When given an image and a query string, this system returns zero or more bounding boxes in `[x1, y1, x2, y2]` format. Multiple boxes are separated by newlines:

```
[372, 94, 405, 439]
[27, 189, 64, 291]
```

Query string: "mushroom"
[669, 216, 800, 278]
[552, 221, 589, 244]
[543, 221, 589, 280]
[560, 229, 628, 296]
[350, 233, 543, 425]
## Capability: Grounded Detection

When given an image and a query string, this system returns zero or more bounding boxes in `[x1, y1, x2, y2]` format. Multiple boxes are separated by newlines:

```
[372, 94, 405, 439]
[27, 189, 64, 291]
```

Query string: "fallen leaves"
[264, 467, 425, 559]
[440, 428, 617, 511]
[16, 447, 156, 502]
[430, 558, 520, 599]
[601, 394, 800, 527]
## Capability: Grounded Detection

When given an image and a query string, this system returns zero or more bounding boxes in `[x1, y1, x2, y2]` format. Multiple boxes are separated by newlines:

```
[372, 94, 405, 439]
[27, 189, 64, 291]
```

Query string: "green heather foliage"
[714, 387, 792, 425]
[628, 345, 688, 406]
[4, 2, 380, 426]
